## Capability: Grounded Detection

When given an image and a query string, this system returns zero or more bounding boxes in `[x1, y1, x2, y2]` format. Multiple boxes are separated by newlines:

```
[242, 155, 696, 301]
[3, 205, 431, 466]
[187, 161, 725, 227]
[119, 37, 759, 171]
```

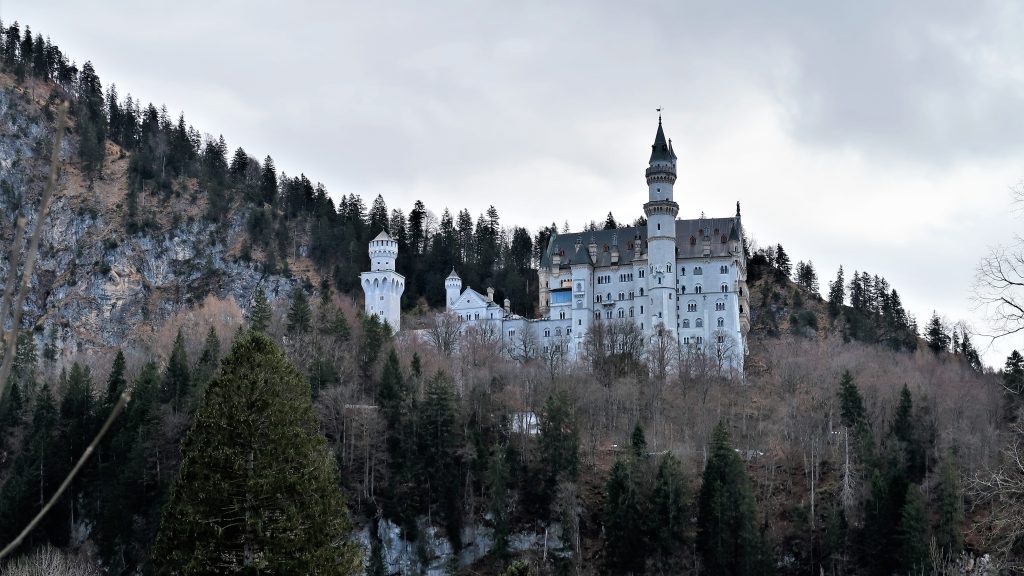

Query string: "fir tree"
[936, 451, 963, 555]
[287, 287, 312, 334]
[651, 453, 688, 559]
[193, 327, 221, 393]
[488, 443, 511, 564]
[250, 287, 272, 332]
[161, 330, 191, 411]
[1004, 350, 1024, 394]
[925, 311, 950, 353]
[260, 155, 278, 204]
[898, 484, 929, 574]
[603, 212, 618, 229]
[153, 331, 360, 574]
[774, 243, 792, 278]
[828, 265, 845, 317]
[631, 422, 647, 459]
[538, 391, 580, 499]
[416, 371, 463, 549]
[697, 422, 766, 576]
[103, 349, 128, 412]
[603, 458, 649, 573]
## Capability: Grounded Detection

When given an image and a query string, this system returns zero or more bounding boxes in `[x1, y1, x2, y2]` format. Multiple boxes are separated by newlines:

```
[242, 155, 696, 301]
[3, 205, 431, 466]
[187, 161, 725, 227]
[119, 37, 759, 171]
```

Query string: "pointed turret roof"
[649, 117, 677, 164]
[447, 268, 460, 280]
[373, 230, 393, 242]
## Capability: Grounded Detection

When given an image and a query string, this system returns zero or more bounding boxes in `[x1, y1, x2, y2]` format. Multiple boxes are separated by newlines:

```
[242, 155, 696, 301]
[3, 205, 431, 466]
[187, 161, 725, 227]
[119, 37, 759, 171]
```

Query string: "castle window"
[630, 307, 634, 317]
[721, 284, 728, 292]
[689, 236, 696, 245]
[695, 267, 703, 275]
[543, 346, 548, 354]
[578, 319, 582, 325]
[567, 327, 572, 334]
[595, 311, 600, 320]
[720, 265, 728, 274]
[721, 235, 727, 243]
[559, 311, 566, 320]
[681, 268, 685, 276]
[718, 317, 725, 327]
[657, 224, 661, 231]
[640, 306, 644, 314]
[696, 318, 704, 327]
[639, 269, 645, 278]
[475, 313, 479, 320]
[619, 292, 625, 300]
[695, 285, 703, 294]
[604, 245, 609, 252]
[641, 323, 644, 330]
[544, 329, 550, 337]
[683, 337, 690, 344]
[556, 327, 562, 336]
[739, 305, 744, 313]
[696, 336, 703, 345]
[683, 319, 690, 328]
[640, 288, 644, 296]
[617, 309, 624, 318]
[509, 330, 515, 337]
[718, 335, 725, 343]
[716, 301, 725, 311]
[687, 302, 697, 312]
[606, 310, 613, 319]
[669, 293, 673, 300]
[681, 286, 686, 294]
[380, 296, 384, 301]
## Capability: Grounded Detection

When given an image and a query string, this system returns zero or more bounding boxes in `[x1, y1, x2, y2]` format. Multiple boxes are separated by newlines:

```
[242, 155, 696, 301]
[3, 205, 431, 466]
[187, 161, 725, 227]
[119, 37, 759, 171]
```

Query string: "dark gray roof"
[541, 216, 742, 268]
[649, 120, 677, 164]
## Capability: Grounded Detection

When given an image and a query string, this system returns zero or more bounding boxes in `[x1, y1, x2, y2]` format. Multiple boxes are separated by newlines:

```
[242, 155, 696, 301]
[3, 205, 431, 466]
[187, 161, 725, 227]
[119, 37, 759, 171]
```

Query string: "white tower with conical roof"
[360, 230, 405, 331]
[445, 269, 463, 310]
[644, 116, 680, 335]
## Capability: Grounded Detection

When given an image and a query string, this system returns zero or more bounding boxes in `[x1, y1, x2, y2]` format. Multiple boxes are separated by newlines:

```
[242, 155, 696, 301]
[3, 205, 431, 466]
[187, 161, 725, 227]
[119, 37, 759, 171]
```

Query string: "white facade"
[364, 120, 751, 372]
[360, 231, 405, 331]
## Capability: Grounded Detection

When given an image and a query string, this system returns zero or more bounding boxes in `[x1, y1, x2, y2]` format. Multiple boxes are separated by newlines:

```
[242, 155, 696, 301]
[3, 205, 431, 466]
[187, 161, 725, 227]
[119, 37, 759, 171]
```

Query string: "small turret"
[445, 269, 462, 310]
[368, 231, 398, 272]
[486, 287, 495, 303]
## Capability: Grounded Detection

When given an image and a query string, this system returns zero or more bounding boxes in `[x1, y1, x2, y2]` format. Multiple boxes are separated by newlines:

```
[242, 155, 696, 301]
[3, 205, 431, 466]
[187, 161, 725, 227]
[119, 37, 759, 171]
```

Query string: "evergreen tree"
[193, 327, 221, 392]
[603, 212, 618, 230]
[1004, 350, 1024, 394]
[603, 458, 649, 574]
[229, 147, 249, 182]
[838, 371, 867, 430]
[774, 243, 792, 278]
[538, 391, 580, 500]
[250, 287, 272, 332]
[287, 288, 312, 334]
[488, 442, 511, 564]
[651, 453, 688, 559]
[103, 349, 128, 412]
[153, 331, 360, 574]
[925, 311, 950, 353]
[897, 484, 929, 574]
[366, 524, 387, 576]
[260, 155, 278, 204]
[936, 451, 963, 555]
[161, 330, 191, 411]
[828, 266, 845, 317]
[416, 371, 463, 549]
[631, 422, 647, 459]
[697, 422, 766, 576]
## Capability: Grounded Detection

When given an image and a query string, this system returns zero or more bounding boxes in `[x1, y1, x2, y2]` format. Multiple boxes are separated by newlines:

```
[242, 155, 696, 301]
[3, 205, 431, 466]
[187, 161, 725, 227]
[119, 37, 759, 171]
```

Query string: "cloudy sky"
[4, 0, 1022, 365]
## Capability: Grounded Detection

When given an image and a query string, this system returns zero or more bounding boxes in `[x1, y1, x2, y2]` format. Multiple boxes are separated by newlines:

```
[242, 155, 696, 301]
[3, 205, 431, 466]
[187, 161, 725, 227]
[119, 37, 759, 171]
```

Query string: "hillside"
[0, 23, 1017, 576]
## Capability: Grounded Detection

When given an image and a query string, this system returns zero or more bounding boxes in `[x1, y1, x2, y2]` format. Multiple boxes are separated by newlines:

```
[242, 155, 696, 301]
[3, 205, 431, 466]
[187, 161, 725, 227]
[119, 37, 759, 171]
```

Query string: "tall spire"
[649, 115, 677, 164]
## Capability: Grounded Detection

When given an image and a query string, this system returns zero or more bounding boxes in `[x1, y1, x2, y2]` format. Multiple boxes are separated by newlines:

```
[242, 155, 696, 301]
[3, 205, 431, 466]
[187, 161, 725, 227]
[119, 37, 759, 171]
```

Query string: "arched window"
[682, 319, 690, 328]
[680, 286, 686, 294]
[687, 301, 697, 312]
[640, 288, 645, 296]
[544, 329, 550, 337]
[629, 307, 634, 317]
[715, 301, 725, 311]
[717, 317, 725, 327]
[617, 309, 625, 318]
[720, 265, 728, 274]
[695, 284, 703, 294]
[721, 235, 727, 243]
[696, 318, 704, 328]
[689, 236, 696, 245]
[695, 267, 703, 275]
[555, 327, 562, 336]
[721, 284, 728, 292]
[681, 268, 686, 276]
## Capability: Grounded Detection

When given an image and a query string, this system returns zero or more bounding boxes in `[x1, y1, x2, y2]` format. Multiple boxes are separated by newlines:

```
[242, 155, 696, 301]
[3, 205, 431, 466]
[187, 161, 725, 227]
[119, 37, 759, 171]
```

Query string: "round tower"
[643, 116, 680, 334]
[369, 231, 398, 271]
[360, 231, 405, 331]
[445, 269, 462, 310]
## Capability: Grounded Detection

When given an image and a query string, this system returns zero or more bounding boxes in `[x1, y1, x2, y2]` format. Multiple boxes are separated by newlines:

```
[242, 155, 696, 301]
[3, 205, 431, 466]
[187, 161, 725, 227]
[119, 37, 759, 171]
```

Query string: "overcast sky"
[3, 0, 1022, 366]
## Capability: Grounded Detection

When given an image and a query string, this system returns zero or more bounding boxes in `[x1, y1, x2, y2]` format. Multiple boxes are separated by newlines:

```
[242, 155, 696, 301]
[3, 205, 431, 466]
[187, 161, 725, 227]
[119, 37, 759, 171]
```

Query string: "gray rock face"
[0, 86, 300, 358]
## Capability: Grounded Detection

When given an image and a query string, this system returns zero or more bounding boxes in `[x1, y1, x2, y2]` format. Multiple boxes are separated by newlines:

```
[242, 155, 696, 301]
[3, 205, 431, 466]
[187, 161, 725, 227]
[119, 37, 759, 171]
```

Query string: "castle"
[361, 119, 750, 371]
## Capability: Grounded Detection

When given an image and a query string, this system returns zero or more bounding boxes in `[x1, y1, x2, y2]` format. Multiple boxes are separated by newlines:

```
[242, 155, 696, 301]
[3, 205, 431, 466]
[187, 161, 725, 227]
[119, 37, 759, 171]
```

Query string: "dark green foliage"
[0, 383, 62, 546]
[838, 371, 867, 431]
[103, 349, 127, 411]
[697, 422, 767, 576]
[366, 523, 387, 576]
[287, 287, 312, 334]
[192, 327, 221, 393]
[153, 331, 359, 574]
[652, 453, 688, 557]
[359, 314, 390, 379]
[925, 311, 950, 353]
[416, 371, 464, 550]
[488, 442, 511, 563]
[828, 266, 845, 317]
[537, 391, 579, 509]
[631, 422, 647, 458]
[160, 330, 191, 410]
[898, 484, 929, 574]
[603, 459, 649, 574]
[1005, 350, 1024, 394]
[603, 211, 617, 229]
[936, 452, 963, 555]
[250, 287, 272, 332]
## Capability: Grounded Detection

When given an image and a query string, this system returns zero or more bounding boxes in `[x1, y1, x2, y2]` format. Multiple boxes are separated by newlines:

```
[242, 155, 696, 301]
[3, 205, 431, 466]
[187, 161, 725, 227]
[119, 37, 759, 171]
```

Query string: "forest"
[0, 18, 1022, 576]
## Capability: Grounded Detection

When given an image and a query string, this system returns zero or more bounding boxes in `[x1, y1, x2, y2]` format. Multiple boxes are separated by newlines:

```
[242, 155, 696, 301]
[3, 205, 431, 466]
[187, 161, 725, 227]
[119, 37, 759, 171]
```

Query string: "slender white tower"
[445, 269, 462, 310]
[644, 116, 679, 335]
[360, 231, 405, 331]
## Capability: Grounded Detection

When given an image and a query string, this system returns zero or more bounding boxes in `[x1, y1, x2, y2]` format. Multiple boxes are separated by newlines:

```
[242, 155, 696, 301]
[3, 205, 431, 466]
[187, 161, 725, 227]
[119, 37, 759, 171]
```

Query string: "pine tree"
[775, 243, 792, 278]
[193, 327, 221, 392]
[250, 287, 272, 332]
[838, 371, 866, 430]
[161, 330, 191, 411]
[898, 484, 929, 574]
[936, 451, 963, 555]
[603, 458, 649, 573]
[488, 443, 511, 563]
[260, 156, 278, 204]
[538, 391, 580, 497]
[1004, 350, 1024, 394]
[828, 266, 845, 317]
[153, 331, 359, 574]
[651, 453, 688, 558]
[925, 312, 950, 353]
[603, 212, 617, 229]
[416, 371, 463, 549]
[103, 349, 127, 412]
[631, 422, 647, 458]
[287, 288, 312, 334]
[697, 422, 766, 576]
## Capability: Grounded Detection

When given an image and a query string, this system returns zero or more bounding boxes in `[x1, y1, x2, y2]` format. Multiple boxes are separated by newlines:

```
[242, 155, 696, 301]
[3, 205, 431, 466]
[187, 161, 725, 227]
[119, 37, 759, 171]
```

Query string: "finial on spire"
[736, 201, 741, 218]
[656, 106, 662, 124]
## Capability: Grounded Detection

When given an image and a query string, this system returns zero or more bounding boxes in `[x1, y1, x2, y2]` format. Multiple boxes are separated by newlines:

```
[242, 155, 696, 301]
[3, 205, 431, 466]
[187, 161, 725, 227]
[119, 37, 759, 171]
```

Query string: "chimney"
[551, 252, 561, 272]
[486, 287, 494, 303]
[504, 298, 511, 314]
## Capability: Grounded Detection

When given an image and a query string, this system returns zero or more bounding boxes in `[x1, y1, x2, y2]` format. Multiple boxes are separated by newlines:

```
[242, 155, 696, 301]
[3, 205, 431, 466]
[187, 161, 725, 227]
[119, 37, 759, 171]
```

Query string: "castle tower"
[360, 231, 405, 331]
[643, 117, 680, 334]
[445, 269, 462, 310]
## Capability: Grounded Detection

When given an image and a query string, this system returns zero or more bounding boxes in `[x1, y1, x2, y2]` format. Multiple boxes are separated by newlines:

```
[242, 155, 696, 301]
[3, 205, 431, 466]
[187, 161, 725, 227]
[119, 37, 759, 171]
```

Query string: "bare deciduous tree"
[427, 311, 464, 357]
[968, 422, 1024, 564]
[975, 184, 1024, 340]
